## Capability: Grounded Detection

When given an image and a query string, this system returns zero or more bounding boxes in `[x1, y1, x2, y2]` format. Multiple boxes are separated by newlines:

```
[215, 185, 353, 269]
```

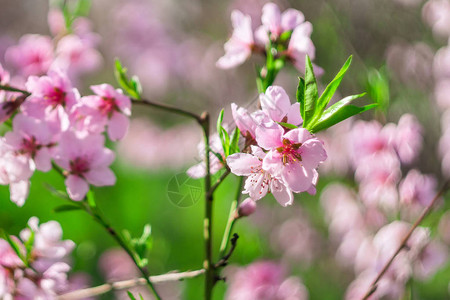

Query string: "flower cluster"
[0, 64, 130, 204]
[5, 8, 101, 83]
[217, 2, 320, 73]
[321, 184, 448, 300]
[0, 218, 76, 299]
[225, 261, 308, 300]
[227, 86, 327, 206]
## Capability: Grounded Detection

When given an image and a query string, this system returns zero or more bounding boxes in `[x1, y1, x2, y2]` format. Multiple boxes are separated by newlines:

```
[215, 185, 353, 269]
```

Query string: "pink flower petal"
[255, 125, 284, 150]
[84, 168, 116, 187]
[65, 175, 89, 201]
[281, 162, 313, 193]
[107, 112, 129, 141]
[34, 148, 52, 172]
[283, 128, 313, 144]
[227, 153, 261, 176]
[299, 139, 327, 169]
[10, 180, 30, 207]
[270, 179, 294, 206]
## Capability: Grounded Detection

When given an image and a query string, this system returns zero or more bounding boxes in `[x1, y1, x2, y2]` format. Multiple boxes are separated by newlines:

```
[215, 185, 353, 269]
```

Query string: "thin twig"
[132, 98, 202, 123]
[0, 84, 30, 95]
[207, 168, 231, 198]
[57, 269, 205, 299]
[215, 233, 239, 269]
[361, 182, 448, 300]
[219, 176, 244, 257]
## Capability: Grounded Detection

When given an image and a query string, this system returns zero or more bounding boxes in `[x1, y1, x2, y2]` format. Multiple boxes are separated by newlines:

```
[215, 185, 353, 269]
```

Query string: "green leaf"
[24, 229, 35, 261]
[216, 109, 229, 155]
[211, 150, 225, 164]
[74, 0, 91, 17]
[309, 93, 376, 133]
[314, 56, 352, 119]
[0, 230, 28, 266]
[303, 56, 318, 127]
[127, 291, 138, 300]
[296, 77, 305, 119]
[43, 183, 71, 200]
[86, 190, 96, 208]
[53, 205, 82, 213]
[229, 128, 240, 155]
[276, 122, 298, 129]
[366, 67, 389, 113]
[114, 59, 141, 99]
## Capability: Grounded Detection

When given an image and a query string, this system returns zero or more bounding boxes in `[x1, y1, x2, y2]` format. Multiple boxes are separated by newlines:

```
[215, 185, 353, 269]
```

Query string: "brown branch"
[361, 182, 448, 300]
[132, 98, 202, 123]
[57, 269, 205, 299]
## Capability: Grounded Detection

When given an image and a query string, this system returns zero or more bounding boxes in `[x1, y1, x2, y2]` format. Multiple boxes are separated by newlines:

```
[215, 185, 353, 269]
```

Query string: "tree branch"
[132, 98, 202, 123]
[57, 269, 205, 299]
[361, 182, 448, 300]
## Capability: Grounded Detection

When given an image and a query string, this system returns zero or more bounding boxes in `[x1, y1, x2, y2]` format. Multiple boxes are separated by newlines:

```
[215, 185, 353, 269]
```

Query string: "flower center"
[19, 136, 39, 157]
[70, 157, 90, 175]
[276, 138, 302, 165]
[99, 96, 118, 116]
[44, 87, 66, 107]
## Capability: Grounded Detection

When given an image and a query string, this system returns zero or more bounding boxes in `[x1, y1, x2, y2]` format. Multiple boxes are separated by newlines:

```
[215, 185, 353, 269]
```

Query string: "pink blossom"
[259, 85, 302, 126]
[225, 261, 308, 300]
[356, 151, 401, 210]
[54, 131, 116, 201]
[4, 114, 56, 172]
[20, 217, 75, 273]
[348, 120, 395, 167]
[434, 79, 450, 108]
[231, 103, 269, 139]
[399, 169, 437, 208]
[47, 9, 67, 37]
[81, 84, 131, 141]
[287, 22, 319, 73]
[260, 3, 305, 38]
[256, 125, 326, 193]
[393, 114, 422, 164]
[422, 0, 450, 39]
[227, 146, 294, 206]
[238, 198, 257, 217]
[217, 10, 254, 69]
[188, 133, 225, 178]
[433, 45, 450, 79]
[413, 241, 448, 280]
[53, 34, 103, 80]
[5, 34, 54, 76]
[0, 139, 33, 206]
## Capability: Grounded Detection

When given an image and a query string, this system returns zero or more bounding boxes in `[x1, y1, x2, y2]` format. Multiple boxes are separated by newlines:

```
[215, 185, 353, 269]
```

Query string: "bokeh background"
[0, 0, 449, 299]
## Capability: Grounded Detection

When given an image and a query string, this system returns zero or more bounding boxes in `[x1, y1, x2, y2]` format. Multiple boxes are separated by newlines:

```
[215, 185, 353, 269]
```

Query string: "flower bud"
[238, 198, 257, 217]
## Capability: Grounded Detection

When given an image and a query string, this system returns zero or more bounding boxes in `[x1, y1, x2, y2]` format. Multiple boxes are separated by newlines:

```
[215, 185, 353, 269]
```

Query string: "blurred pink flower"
[399, 169, 437, 208]
[287, 21, 319, 74]
[434, 79, 450, 108]
[5, 34, 54, 77]
[225, 261, 308, 300]
[81, 84, 131, 141]
[53, 34, 103, 80]
[217, 10, 255, 69]
[188, 133, 225, 178]
[393, 114, 422, 164]
[54, 131, 116, 200]
[260, 3, 305, 38]
[423, 0, 450, 39]
[0, 139, 33, 206]
[117, 119, 200, 170]
[439, 211, 450, 245]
